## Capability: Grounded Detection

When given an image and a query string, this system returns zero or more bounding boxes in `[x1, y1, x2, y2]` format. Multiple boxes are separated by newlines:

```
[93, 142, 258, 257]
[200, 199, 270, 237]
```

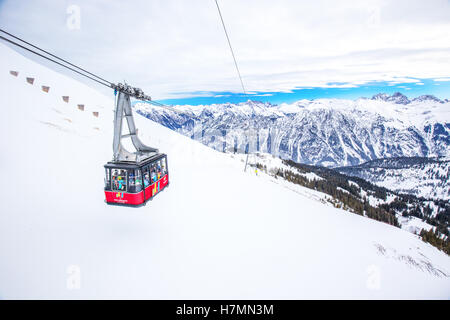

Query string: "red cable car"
[104, 154, 169, 206]
[104, 83, 169, 206]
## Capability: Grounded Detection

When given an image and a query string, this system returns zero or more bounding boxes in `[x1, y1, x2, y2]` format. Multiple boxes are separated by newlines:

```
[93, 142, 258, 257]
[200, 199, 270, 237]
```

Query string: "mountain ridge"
[135, 95, 450, 167]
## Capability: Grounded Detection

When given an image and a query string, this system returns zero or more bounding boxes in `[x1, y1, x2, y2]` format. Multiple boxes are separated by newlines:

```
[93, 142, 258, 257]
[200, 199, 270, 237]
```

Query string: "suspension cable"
[0, 29, 112, 86]
[215, 0, 255, 172]
[0, 35, 112, 88]
[0, 30, 179, 110]
[214, 0, 248, 98]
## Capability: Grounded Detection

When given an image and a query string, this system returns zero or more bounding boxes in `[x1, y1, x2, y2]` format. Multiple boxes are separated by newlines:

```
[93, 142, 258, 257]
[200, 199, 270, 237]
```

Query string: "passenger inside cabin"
[144, 170, 150, 187]
[129, 172, 135, 186]
[161, 159, 166, 175]
[151, 169, 156, 183]
[118, 176, 124, 190]
[111, 169, 119, 190]
[111, 169, 126, 191]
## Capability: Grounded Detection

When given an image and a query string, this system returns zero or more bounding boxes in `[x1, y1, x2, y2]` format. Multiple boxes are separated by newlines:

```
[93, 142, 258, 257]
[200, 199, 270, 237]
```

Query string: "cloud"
[1, 0, 450, 100]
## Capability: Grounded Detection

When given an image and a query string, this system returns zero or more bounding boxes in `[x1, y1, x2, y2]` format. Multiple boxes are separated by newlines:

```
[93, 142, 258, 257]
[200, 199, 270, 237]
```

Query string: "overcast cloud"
[1, 0, 449, 100]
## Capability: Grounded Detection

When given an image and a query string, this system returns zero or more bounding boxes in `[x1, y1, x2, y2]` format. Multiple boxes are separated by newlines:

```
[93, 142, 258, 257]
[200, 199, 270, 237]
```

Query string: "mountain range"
[135, 92, 450, 168]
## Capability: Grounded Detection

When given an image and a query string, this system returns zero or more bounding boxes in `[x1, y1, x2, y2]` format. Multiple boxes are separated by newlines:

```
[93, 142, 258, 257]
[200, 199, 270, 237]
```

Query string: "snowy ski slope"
[0, 43, 449, 299]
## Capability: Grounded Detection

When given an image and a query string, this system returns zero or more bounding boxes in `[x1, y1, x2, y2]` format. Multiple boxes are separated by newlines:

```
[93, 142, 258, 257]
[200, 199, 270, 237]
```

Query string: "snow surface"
[339, 160, 450, 200]
[240, 153, 439, 235]
[0, 43, 450, 299]
[398, 216, 436, 236]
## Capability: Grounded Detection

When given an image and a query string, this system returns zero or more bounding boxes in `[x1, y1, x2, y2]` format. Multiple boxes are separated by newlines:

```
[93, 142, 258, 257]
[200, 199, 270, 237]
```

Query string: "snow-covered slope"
[135, 94, 450, 167]
[240, 153, 447, 237]
[337, 157, 450, 200]
[1, 43, 449, 299]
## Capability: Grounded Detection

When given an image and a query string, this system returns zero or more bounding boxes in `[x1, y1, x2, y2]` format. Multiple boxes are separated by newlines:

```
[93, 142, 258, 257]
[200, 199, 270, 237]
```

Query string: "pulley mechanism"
[111, 82, 152, 101]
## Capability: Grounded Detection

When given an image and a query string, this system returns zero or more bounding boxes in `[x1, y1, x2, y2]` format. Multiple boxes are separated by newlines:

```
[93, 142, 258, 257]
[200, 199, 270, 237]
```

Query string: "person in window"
[129, 172, 135, 189]
[156, 161, 161, 180]
[151, 169, 156, 183]
[135, 171, 141, 187]
[144, 172, 150, 187]
[112, 171, 118, 190]
[118, 176, 124, 191]
[112, 175, 118, 190]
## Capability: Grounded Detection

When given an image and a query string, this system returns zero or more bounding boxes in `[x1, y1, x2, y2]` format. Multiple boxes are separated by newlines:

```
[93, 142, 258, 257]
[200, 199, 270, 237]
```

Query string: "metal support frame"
[112, 83, 158, 163]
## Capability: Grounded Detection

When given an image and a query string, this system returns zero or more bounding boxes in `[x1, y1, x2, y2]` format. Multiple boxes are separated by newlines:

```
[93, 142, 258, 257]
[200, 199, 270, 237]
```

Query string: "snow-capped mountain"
[336, 157, 450, 200]
[412, 95, 446, 104]
[371, 92, 411, 104]
[135, 93, 450, 167]
[371, 92, 446, 105]
[2, 43, 450, 299]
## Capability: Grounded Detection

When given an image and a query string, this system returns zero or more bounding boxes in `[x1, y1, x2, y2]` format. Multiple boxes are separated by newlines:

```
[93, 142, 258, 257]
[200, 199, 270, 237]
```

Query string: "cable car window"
[151, 162, 157, 183]
[104, 168, 111, 189]
[128, 169, 142, 193]
[128, 170, 136, 192]
[112, 169, 127, 191]
[143, 166, 150, 187]
[161, 157, 167, 175]
[156, 160, 162, 180]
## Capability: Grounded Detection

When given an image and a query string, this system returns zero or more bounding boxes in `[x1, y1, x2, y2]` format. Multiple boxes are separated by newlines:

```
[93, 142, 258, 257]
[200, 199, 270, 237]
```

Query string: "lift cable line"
[214, 0, 255, 173]
[214, 0, 248, 97]
[0, 35, 112, 88]
[0, 29, 185, 114]
[0, 28, 172, 206]
[0, 33, 192, 123]
[0, 28, 112, 87]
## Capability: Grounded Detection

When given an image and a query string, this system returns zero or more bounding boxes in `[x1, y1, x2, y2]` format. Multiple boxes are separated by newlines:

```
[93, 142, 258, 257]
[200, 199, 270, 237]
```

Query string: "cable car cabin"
[104, 154, 169, 206]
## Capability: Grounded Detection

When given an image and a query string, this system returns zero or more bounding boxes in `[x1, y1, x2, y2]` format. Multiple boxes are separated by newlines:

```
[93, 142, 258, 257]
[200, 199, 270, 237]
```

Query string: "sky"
[1, 0, 450, 105]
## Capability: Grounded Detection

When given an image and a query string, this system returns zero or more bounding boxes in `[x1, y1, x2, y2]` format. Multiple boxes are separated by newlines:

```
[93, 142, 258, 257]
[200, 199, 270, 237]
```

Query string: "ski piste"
[0, 41, 449, 299]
